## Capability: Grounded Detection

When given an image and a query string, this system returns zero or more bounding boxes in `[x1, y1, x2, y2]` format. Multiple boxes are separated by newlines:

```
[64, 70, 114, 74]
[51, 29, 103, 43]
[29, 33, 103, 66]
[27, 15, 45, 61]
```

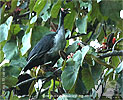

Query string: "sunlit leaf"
[0, 16, 13, 42]
[11, 24, 21, 35]
[29, 0, 36, 12]
[10, 0, 18, 12]
[33, 0, 47, 16]
[21, 28, 32, 56]
[30, 15, 37, 24]
[51, 0, 61, 18]
[115, 61, 123, 73]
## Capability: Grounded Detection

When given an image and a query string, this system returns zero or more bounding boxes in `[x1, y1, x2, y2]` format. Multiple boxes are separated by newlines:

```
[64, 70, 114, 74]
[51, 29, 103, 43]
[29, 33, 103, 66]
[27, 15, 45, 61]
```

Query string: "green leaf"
[30, 15, 37, 24]
[0, 50, 4, 62]
[10, 57, 27, 68]
[29, 0, 36, 12]
[3, 40, 18, 60]
[51, 0, 61, 18]
[31, 26, 52, 48]
[115, 61, 123, 73]
[5, 76, 18, 88]
[90, 2, 105, 21]
[41, 11, 50, 22]
[99, 0, 122, 21]
[28, 81, 35, 96]
[11, 24, 21, 35]
[73, 50, 83, 66]
[62, 51, 83, 90]
[66, 41, 80, 55]
[111, 56, 120, 68]
[82, 68, 95, 90]
[33, 0, 47, 16]
[40, 0, 51, 15]
[0, 3, 6, 24]
[61, 64, 80, 90]
[10, 0, 18, 12]
[76, 15, 88, 34]
[0, 16, 13, 42]
[21, 29, 32, 56]
[64, 10, 77, 31]
[81, 45, 90, 59]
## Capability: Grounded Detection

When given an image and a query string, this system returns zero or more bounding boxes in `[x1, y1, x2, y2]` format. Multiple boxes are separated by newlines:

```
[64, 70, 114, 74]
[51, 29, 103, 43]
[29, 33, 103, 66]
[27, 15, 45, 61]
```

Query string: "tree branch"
[112, 38, 123, 51]
[98, 49, 112, 53]
[66, 33, 87, 40]
[99, 50, 123, 58]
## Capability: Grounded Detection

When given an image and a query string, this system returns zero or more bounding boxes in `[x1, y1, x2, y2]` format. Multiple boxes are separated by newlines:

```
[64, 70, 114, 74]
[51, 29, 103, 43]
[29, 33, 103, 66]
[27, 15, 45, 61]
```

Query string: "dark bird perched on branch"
[23, 8, 70, 72]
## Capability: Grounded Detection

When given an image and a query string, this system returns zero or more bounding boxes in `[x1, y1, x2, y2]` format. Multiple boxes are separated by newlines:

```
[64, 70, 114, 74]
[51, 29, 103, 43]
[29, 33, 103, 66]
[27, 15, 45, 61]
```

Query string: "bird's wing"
[27, 34, 56, 62]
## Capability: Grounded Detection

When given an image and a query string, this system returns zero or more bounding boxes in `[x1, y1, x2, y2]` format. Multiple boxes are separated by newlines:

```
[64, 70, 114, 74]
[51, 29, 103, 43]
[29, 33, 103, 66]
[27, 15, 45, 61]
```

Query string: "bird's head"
[60, 8, 71, 17]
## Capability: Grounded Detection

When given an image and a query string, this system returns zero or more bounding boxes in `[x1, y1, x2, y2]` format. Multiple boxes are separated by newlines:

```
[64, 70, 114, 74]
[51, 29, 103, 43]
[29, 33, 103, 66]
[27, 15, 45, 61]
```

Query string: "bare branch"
[99, 50, 123, 58]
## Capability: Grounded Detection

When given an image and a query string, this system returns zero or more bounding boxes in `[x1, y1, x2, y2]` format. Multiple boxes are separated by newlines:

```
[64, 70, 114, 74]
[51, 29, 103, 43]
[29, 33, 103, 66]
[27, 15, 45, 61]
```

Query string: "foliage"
[0, 0, 122, 100]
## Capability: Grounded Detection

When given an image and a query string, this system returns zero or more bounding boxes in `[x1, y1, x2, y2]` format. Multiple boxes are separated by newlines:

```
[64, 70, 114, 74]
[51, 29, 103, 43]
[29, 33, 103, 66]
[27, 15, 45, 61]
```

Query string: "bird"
[23, 8, 70, 72]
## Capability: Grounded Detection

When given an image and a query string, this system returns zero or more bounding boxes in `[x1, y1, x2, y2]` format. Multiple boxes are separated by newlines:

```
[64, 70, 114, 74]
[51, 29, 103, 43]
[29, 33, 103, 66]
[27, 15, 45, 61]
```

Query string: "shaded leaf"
[4, 65, 20, 77]
[82, 68, 94, 90]
[10, 57, 27, 68]
[3, 40, 18, 60]
[61, 64, 80, 90]
[66, 41, 80, 55]
[0, 50, 4, 62]
[5, 76, 18, 88]
[99, 0, 122, 21]
[64, 10, 77, 31]
[62, 51, 82, 90]
[76, 15, 88, 34]
[31, 26, 53, 48]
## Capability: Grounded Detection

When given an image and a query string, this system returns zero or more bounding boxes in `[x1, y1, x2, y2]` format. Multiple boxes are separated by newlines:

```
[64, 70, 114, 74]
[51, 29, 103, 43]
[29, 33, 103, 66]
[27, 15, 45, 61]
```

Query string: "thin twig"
[99, 50, 123, 58]
[112, 38, 123, 51]
[98, 49, 112, 53]
[66, 33, 87, 40]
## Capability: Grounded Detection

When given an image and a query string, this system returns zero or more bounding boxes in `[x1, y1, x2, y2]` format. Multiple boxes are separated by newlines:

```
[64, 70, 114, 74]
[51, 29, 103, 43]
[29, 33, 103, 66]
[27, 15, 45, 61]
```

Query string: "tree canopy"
[0, 0, 123, 100]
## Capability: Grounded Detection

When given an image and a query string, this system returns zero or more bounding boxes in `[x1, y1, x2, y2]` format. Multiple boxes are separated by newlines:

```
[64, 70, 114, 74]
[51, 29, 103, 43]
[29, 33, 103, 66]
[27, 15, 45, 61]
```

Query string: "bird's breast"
[47, 31, 66, 57]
